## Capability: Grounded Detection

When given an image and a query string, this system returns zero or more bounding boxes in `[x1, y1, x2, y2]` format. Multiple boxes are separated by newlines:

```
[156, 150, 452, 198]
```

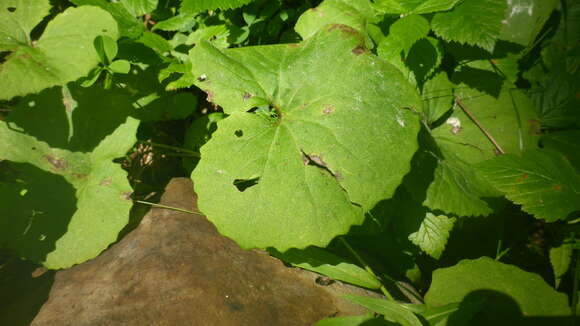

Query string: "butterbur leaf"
[0, 6, 118, 100]
[269, 247, 381, 289]
[295, 0, 376, 41]
[0, 0, 50, 51]
[408, 213, 455, 259]
[431, 0, 507, 52]
[72, 0, 145, 39]
[108, 60, 131, 74]
[190, 25, 422, 250]
[180, 0, 255, 14]
[343, 295, 423, 326]
[477, 150, 580, 222]
[425, 258, 571, 324]
[0, 85, 138, 269]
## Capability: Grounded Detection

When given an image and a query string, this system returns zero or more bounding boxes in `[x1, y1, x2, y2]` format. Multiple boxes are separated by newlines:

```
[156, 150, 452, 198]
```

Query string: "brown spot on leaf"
[288, 43, 301, 48]
[72, 173, 88, 179]
[528, 119, 541, 135]
[516, 173, 529, 182]
[243, 92, 253, 101]
[121, 191, 133, 200]
[323, 106, 334, 115]
[100, 178, 112, 186]
[352, 46, 365, 55]
[44, 155, 67, 171]
[328, 24, 358, 36]
[553, 184, 562, 191]
[333, 171, 343, 181]
[206, 91, 215, 103]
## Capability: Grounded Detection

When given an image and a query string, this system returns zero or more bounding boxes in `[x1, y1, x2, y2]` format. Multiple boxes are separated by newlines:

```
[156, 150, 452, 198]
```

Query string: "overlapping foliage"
[1, 0, 579, 324]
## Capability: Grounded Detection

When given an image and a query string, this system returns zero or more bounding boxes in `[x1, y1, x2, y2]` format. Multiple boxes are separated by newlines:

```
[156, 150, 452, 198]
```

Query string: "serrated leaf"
[120, 0, 158, 16]
[431, 0, 507, 52]
[477, 150, 580, 222]
[71, 0, 145, 39]
[0, 85, 138, 269]
[542, 130, 580, 173]
[425, 257, 571, 324]
[405, 131, 498, 217]
[315, 314, 388, 326]
[269, 247, 381, 289]
[0, 0, 51, 51]
[189, 25, 422, 250]
[389, 14, 430, 55]
[186, 25, 230, 48]
[152, 13, 197, 32]
[374, 0, 463, 15]
[295, 0, 376, 41]
[422, 72, 454, 124]
[180, 0, 255, 14]
[343, 295, 423, 326]
[0, 6, 118, 100]
[550, 244, 573, 288]
[409, 213, 455, 259]
[406, 37, 443, 86]
[499, 0, 559, 46]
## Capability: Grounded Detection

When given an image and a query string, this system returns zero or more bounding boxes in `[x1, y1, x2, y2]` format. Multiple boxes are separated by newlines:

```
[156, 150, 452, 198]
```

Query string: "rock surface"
[31, 178, 380, 326]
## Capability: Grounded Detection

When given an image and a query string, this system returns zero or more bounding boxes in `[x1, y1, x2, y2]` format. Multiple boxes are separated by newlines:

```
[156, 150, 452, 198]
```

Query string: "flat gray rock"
[31, 178, 380, 326]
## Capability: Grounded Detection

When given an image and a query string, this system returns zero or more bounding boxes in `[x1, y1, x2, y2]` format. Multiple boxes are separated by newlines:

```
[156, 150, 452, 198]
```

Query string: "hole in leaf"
[234, 129, 243, 137]
[233, 177, 259, 192]
[7, 7, 16, 12]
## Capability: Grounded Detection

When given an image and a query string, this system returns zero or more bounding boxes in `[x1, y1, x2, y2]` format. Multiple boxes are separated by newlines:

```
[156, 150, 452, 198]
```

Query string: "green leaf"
[422, 72, 454, 124]
[409, 213, 455, 259]
[431, 0, 507, 52]
[94, 35, 118, 64]
[71, 0, 145, 39]
[499, 0, 559, 46]
[374, 0, 463, 15]
[137, 30, 172, 55]
[180, 0, 255, 14]
[550, 243, 573, 288]
[315, 314, 391, 326]
[405, 131, 498, 217]
[425, 257, 571, 324]
[108, 60, 131, 74]
[0, 85, 138, 269]
[343, 295, 423, 326]
[186, 25, 230, 48]
[120, 0, 158, 16]
[405, 37, 443, 85]
[0, 6, 119, 100]
[189, 25, 422, 250]
[152, 13, 197, 32]
[389, 14, 430, 55]
[295, 0, 376, 41]
[269, 247, 381, 289]
[431, 86, 540, 165]
[477, 150, 580, 222]
[542, 131, 580, 173]
[0, 0, 50, 51]
[80, 67, 104, 88]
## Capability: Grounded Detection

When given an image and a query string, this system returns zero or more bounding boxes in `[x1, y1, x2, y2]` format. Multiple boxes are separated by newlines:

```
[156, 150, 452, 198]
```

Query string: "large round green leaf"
[190, 25, 422, 250]
[0, 6, 118, 100]
[425, 257, 571, 325]
[0, 86, 138, 269]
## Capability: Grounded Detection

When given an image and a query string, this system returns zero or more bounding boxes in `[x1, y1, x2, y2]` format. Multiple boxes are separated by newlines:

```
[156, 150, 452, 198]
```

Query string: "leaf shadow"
[0, 161, 76, 263]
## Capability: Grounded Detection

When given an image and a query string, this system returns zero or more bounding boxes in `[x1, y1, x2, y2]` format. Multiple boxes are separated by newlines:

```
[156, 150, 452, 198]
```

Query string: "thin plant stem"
[139, 140, 200, 157]
[455, 97, 505, 155]
[339, 237, 394, 301]
[136, 200, 204, 216]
